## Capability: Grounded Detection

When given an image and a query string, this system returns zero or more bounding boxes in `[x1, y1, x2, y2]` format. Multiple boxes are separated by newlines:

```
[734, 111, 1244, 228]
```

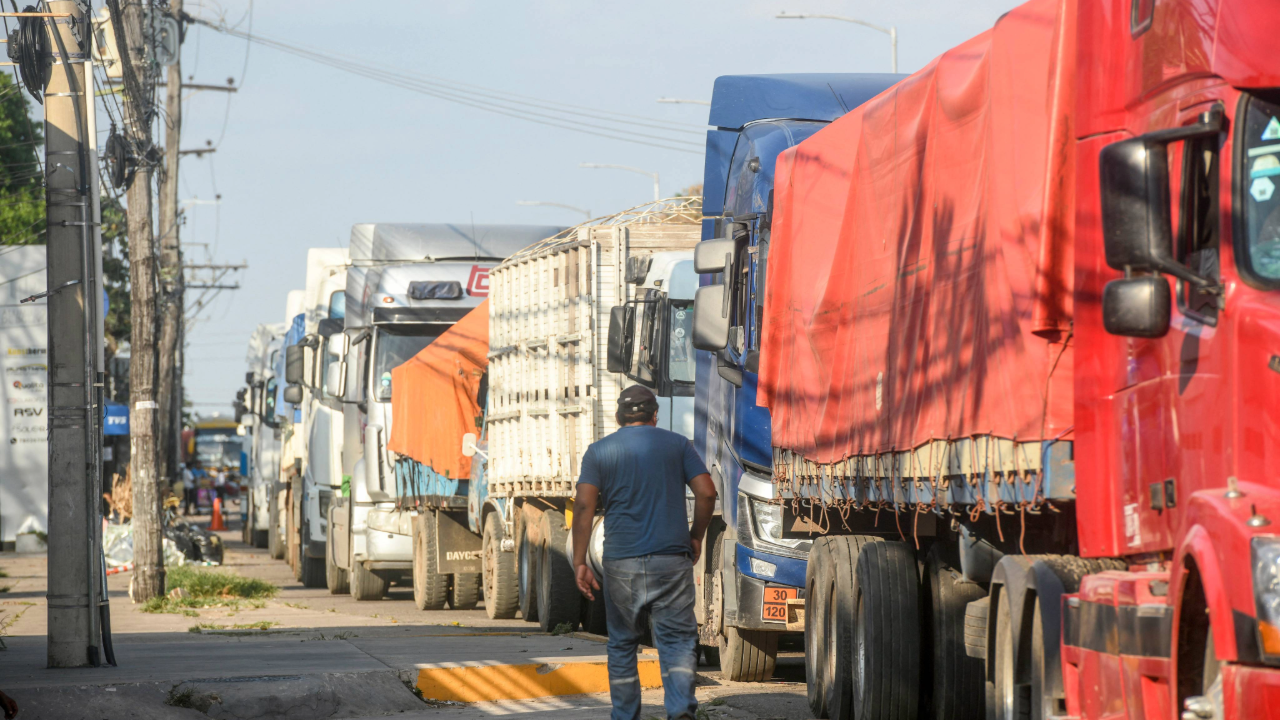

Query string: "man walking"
[572, 385, 717, 720]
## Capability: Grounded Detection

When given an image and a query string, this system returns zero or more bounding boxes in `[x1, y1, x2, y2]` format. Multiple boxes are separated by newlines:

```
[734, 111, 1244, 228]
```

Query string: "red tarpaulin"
[387, 300, 488, 479]
[757, 0, 1075, 465]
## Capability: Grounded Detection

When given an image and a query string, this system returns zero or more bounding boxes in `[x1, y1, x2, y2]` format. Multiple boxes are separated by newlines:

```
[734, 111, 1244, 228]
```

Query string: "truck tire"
[253, 529, 268, 549]
[517, 511, 539, 623]
[921, 543, 986, 720]
[580, 590, 608, 636]
[806, 537, 834, 718]
[414, 512, 450, 611]
[326, 520, 349, 595]
[719, 626, 777, 682]
[483, 519, 519, 619]
[268, 493, 284, 560]
[992, 585, 1030, 720]
[850, 540, 920, 720]
[450, 573, 482, 610]
[824, 535, 883, 720]
[300, 554, 325, 588]
[536, 509, 579, 633]
[350, 555, 388, 601]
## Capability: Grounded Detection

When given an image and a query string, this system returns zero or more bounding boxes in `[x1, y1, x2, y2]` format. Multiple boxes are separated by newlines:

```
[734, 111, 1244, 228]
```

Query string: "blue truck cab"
[693, 74, 900, 680]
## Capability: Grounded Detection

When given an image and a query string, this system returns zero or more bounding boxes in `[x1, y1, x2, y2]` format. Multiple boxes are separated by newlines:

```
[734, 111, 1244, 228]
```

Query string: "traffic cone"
[210, 497, 226, 531]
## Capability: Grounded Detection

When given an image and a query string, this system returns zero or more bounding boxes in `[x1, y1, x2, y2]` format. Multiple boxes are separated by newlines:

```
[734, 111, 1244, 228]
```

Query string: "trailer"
[480, 198, 701, 632]
[692, 0, 1280, 718]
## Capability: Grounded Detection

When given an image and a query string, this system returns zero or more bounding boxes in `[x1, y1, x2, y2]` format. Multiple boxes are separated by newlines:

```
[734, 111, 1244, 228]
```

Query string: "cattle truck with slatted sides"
[475, 198, 700, 632]
[692, 0, 1280, 718]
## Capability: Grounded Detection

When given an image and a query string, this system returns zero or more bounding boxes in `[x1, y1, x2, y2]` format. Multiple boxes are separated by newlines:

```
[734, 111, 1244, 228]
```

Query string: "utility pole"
[106, 0, 164, 602]
[41, 0, 106, 668]
[157, 0, 184, 485]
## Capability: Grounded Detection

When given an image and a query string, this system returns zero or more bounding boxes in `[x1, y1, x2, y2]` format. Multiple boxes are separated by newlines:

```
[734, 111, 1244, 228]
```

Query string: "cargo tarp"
[757, 0, 1075, 464]
[387, 300, 488, 479]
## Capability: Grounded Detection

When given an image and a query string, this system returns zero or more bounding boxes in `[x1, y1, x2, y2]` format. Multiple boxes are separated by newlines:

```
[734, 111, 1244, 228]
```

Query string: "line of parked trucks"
[235, 0, 1280, 717]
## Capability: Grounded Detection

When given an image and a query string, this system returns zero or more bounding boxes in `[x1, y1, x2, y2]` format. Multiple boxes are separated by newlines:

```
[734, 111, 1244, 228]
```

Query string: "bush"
[165, 566, 276, 600]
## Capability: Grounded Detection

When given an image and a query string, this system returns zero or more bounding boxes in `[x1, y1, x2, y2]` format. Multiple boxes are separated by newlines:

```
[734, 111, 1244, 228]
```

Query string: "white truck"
[326, 223, 562, 602]
[475, 198, 700, 631]
[239, 322, 286, 548]
[280, 248, 349, 587]
[269, 288, 306, 562]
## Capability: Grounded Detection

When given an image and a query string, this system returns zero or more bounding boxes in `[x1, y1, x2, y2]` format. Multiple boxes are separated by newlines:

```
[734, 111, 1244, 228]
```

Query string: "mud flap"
[435, 510, 482, 575]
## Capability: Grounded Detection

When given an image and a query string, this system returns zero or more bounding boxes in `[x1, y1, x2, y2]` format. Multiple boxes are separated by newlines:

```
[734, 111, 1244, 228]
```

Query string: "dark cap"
[618, 384, 659, 413]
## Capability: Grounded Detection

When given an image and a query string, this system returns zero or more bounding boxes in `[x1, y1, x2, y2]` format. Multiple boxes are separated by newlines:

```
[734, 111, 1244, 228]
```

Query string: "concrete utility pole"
[106, 0, 164, 602]
[42, 0, 106, 668]
[157, 0, 185, 485]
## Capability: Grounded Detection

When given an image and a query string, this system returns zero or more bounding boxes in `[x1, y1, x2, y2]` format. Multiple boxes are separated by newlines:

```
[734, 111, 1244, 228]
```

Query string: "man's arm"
[572, 483, 601, 600]
[688, 472, 716, 564]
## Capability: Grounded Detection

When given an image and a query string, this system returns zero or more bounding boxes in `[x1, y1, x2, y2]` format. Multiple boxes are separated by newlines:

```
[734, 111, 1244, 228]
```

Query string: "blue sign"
[103, 402, 129, 436]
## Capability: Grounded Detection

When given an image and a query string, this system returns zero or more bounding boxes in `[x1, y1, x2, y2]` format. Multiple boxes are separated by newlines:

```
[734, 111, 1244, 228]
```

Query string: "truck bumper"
[362, 528, 412, 563]
[1225, 663, 1280, 719]
[726, 545, 806, 632]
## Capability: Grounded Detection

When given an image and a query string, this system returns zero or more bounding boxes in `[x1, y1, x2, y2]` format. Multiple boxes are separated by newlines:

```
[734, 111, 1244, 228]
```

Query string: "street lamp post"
[516, 200, 592, 220]
[579, 163, 660, 203]
[776, 12, 898, 73]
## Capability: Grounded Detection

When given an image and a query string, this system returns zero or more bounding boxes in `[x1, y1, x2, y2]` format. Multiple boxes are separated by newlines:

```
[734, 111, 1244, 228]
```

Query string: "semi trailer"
[692, 0, 1280, 718]
[692, 73, 901, 680]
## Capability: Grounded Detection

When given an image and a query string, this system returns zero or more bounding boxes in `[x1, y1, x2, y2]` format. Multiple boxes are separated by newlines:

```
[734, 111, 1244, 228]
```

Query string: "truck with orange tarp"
[690, 0, 1280, 717]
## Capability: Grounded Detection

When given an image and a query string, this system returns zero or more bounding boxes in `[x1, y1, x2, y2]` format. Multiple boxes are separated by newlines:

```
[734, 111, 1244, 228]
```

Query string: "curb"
[415, 657, 663, 703]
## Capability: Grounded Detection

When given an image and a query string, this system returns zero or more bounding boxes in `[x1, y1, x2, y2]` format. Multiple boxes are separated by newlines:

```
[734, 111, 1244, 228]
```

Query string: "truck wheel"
[326, 520, 349, 595]
[580, 591, 608, 636]
[450, 573, 482, 610]
[805, 537, 834, 718]
[850, 540, 921, 720]
[824, 535, 883, 720]
[289, 501, 302, 580]
[517, 512, 539, 623]
[350, 555, 388, 601]
[252, 529, 268, 549]
[992, 586, 1030, 720]
[300, 554, 325, 588]
[414, 512, 449, 611]
[483, 519, 519, 619]
[719, 626, 777, 682]
[921, 543, 986, 720]
[536, 509, 579, 633]
[268, 493, 284, 560]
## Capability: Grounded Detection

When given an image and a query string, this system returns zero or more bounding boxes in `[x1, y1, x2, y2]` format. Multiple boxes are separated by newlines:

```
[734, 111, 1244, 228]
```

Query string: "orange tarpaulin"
[757, 0, 1075, 464]
[387, 300, 488, 479]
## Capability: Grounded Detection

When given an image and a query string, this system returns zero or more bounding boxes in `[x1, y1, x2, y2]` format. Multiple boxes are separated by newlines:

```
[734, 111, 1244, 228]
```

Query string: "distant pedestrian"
[212, 470, 227, 506]
[182, 463, 199, 515]
[571, 385, 717, 720]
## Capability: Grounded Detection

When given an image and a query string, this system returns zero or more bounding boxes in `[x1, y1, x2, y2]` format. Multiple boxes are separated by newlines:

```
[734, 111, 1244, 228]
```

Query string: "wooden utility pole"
[157, 0, 184, 484]
[43, 0, 105, 668]
[106, 0, 163, 602]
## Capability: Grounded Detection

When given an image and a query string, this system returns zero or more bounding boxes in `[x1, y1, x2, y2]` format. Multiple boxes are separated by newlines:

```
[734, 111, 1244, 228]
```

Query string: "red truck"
[689, 0, 1280, 717]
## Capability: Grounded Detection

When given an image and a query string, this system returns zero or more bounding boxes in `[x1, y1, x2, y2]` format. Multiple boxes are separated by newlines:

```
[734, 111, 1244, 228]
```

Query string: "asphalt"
[0, 505, 809, 719]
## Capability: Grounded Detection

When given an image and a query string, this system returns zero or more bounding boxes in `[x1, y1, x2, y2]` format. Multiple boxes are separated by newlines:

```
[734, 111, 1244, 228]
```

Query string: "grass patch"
[283, 602, 309, 609]
[0, 569, 9, 577]
[141, 567, 276, 615]
[165, 684, 220, 711]
[551, 622, 575, 636]
[189, 621, 278, 633]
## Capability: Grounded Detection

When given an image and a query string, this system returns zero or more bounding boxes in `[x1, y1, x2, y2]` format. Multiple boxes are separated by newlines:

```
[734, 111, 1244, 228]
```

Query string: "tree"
[0, 72, 45, 245]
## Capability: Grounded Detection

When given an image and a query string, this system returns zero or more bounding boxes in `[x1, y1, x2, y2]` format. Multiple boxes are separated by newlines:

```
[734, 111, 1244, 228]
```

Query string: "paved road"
[0, 509, 809, 719]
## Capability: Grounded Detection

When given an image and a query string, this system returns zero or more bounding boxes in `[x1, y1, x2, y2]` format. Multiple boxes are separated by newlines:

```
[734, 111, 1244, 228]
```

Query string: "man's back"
[579, 425, 702, 560]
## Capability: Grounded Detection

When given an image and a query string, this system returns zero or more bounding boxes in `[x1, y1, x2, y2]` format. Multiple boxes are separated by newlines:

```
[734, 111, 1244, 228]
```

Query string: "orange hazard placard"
[761, 586, 797, 623]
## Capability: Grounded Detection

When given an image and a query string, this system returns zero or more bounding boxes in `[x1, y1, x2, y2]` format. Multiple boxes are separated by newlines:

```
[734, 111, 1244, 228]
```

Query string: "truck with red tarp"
[690, 0, 1280, 717]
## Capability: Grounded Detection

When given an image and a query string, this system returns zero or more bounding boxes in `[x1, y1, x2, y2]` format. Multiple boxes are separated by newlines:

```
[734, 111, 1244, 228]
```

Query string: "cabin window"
[1239, 94, 1280, 287]
[1174, 134, 1220, 320]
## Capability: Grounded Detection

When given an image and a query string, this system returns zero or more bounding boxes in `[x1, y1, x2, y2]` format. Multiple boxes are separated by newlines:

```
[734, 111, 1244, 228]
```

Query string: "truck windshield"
[669, 301, 695, 383]
[1241, 94, 1280, 282]
[372, 327, 436, 402]
[196, 434, 240, 469]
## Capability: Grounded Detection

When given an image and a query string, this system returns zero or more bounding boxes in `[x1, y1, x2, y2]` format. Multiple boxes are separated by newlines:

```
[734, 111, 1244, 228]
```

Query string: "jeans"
[602, 554, 698, 720]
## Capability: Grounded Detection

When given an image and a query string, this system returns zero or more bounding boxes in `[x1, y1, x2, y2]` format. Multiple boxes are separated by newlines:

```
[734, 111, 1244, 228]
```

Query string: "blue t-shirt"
[577, 425, 709, 560]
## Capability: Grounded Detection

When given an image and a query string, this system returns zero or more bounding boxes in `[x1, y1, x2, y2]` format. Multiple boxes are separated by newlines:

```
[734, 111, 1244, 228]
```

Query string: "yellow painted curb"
[416, 658, 663, 702]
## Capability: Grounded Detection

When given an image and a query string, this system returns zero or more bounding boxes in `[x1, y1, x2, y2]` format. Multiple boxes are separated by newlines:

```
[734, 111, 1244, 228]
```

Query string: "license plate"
[761, 586, 797, 623]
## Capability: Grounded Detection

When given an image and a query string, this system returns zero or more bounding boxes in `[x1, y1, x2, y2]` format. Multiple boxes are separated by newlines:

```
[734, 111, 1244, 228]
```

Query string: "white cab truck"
[326, 223, 562, 601]
[280, 248, 350, 587]
[269, 288, 306, 562]
[239, 322, 285, 549]
[474, 198, 700, 631]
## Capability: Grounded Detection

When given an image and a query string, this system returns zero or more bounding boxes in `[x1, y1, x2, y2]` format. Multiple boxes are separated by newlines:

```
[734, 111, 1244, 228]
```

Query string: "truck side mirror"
[285, 345, 305, 385]
[694, 238, 736, 274]
[692, 284, 730, 351]
[461, 432, 478, 458]
[1099, 113, 1223, 285]
[1103, 276, 1171, 338]
[282, 384, 303, 405]
[607, 305, 635, 374]
[328, 332, 350, 358]
[325, 360, 346, 399]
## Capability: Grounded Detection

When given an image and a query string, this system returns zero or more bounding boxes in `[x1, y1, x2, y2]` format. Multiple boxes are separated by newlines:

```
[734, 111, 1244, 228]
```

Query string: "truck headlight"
[1253, 537, 1280, 659]
[318, 490, 332, 521]
[751, 498, 804, 549]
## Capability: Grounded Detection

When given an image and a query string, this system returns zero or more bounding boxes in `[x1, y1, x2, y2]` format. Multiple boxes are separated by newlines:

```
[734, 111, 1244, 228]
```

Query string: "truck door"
[1113, 97, 1230, 554]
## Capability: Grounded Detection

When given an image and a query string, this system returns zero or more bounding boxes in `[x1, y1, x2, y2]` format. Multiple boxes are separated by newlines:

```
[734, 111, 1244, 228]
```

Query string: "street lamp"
[657, 98, 711, 106]
[776, 12, 898, 73]
[580, 163, 660, 203]
[516, 200, 592, 220]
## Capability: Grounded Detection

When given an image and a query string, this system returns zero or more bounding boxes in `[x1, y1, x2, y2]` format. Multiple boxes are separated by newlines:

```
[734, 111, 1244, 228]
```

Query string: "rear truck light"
[1251, 537, 1280, 661]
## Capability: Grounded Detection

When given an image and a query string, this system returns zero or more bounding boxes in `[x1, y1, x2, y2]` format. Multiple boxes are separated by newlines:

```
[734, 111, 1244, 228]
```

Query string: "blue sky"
[149, 0, 1022, 413]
